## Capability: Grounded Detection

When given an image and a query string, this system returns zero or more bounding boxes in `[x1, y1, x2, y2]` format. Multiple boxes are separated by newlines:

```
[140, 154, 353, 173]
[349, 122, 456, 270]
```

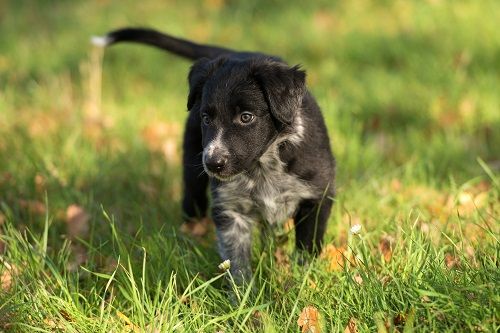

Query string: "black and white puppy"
[94, 28, 335, 282]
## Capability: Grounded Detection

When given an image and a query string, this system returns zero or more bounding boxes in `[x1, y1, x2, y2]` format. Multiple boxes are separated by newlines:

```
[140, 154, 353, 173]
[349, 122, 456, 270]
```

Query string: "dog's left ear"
[253, 62, 306, 126]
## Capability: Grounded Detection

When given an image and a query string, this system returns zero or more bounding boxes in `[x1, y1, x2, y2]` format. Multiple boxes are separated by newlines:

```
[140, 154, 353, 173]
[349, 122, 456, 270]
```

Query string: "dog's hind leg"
[293, 197, 333, 255]
[182, 111, 209, 221]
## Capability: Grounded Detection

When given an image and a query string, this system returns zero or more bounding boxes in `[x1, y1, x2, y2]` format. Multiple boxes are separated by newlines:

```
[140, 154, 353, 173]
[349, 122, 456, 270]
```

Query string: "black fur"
[99, 28, 335, 282]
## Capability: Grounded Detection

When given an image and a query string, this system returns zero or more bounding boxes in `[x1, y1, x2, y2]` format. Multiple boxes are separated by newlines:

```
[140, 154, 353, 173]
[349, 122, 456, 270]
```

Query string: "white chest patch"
[214, 140, 316, 226]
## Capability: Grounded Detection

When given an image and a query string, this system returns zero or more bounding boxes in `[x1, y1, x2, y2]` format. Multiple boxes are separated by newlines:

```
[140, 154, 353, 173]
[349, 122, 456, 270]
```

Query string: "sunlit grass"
[1, 0, 499, 331]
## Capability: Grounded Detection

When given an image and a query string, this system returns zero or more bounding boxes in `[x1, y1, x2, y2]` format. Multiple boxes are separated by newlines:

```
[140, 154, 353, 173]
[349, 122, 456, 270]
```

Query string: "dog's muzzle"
[204, 154, 228, 173]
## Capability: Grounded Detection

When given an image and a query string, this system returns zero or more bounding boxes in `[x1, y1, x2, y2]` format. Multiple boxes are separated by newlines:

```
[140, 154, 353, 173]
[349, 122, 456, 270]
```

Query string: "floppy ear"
[253, 62, 306, 125]
[187, 58, 211, 110]
[187, 57, 228, 110]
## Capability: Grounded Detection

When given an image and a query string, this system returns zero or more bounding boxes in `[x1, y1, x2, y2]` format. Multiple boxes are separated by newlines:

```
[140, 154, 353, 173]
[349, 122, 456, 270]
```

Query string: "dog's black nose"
[205, 156, 228, 173]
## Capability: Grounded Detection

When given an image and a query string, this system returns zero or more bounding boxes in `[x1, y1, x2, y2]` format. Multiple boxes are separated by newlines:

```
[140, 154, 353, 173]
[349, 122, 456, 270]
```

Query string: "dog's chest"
[215, 152, 315, 225]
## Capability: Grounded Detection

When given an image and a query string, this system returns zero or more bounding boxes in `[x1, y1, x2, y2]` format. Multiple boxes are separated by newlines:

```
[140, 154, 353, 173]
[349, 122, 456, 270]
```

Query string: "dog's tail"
[91, 27, 234, 61]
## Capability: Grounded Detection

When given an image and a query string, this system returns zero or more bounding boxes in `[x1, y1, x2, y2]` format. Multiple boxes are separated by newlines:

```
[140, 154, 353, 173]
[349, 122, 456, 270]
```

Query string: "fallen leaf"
[393, 312, 406, 327]
[390, 178, 402, 191]
[27, 113, 59, 138]
[34, 174, 46, 193]
[444, 253, 460, 269]
[66, 243, 88, 272]
[141, 122, 181, 164]
[284, 218, 295, 232]
[297, 306, 321, 333]
[44, 318, 64, 330]
[320, 244, 346, 271]
[138, 181, 158, 198]
[353, 274, 363, 285]
[1, 262, 19, 291]
[379, 275, 391, 286]
[313, 10, 336, 31]
[65, 205, 90, 239]
[116, 310, 140, 332]
[344, 317, 359, 333]
[421, 295, 431, 303]
[378, 235, 394, 262]
[204, 0, 225, 10]
[161, 138, 180, 164]
[308, 278, 318, 290]
[179, 217, 212, 237]
[18, 199, 46, 215]
[274, 247, 290, 270]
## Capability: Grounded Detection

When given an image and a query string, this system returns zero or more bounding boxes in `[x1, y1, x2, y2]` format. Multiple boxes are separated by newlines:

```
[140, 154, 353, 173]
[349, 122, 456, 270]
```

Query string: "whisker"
[185, 163, 205, 168]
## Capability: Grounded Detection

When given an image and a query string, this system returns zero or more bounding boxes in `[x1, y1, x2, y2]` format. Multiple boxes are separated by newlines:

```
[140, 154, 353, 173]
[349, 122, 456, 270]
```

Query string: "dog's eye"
[240, 112, 255, 124]
[201, 113, 211, 125]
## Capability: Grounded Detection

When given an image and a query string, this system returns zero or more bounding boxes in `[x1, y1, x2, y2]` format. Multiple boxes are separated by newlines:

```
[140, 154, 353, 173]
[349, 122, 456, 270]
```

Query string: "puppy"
[94, 28, 335, 282]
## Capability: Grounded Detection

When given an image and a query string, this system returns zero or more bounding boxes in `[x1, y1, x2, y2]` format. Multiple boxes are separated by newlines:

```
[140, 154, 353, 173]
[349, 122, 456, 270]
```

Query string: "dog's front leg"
[212, 207, 253, 284]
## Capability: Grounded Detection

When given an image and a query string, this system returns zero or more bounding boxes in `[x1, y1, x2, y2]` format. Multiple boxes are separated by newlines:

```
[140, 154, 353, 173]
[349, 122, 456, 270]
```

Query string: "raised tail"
[91, 27, 235, 61]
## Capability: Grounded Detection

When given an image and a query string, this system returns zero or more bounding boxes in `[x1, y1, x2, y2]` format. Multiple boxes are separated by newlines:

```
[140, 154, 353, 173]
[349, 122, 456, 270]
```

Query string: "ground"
[0, 0, 499, 332]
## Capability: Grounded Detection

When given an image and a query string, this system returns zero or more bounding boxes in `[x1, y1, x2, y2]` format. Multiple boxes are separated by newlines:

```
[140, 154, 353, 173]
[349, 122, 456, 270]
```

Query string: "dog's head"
[187, 56, 306, 180]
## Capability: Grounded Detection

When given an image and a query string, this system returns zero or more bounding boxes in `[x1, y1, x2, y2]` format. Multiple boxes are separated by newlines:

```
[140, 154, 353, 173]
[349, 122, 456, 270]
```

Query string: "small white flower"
[350, 224, 362, 235]
[218, 259, 231, 271]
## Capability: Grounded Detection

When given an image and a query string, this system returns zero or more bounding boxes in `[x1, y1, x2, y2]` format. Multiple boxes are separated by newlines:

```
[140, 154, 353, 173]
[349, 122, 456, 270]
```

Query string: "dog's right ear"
[187, 58, 212, 111]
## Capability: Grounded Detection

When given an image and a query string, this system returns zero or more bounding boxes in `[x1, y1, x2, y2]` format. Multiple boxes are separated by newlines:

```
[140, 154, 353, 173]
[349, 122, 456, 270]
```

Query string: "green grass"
[0, 0, 499, 331]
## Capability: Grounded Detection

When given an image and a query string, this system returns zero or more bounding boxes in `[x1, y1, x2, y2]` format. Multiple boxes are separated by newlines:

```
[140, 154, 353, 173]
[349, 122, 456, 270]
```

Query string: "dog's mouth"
[202, 164, 241, 182]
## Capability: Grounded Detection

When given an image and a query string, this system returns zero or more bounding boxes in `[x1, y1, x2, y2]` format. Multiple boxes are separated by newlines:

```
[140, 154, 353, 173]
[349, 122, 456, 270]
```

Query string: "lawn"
[0, 0, 499, 331]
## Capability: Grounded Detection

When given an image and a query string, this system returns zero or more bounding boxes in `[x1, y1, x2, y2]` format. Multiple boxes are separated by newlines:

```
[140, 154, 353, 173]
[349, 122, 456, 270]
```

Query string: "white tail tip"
[91, 35, 112, 47]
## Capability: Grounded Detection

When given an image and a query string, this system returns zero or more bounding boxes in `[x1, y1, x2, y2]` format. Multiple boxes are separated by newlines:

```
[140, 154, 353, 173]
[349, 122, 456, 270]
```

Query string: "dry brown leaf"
[297, 306, 321, 333]
[421, 295, 431, 303]
[313, 10, 337, 32]
[353, 274, 363, 285]
[83, 114, 114, 144]
[390, 178, 402, 191]
[142, 122, 181, 164]
[320, 244, 346, 272]
[18, 199, 46, 215]
[284, 218, 295, 232]
[378, 236, 394, 262]
[65, 205, 90, 239]
[66, 243, 88, 272]
[204, 0, 225, 10]
[308, 278, 318, 290]
[344, 317, 359, 333]
[161, 138, 180, 164]
[179, 217, 212, 237]
[138, 182, 158, 198]
[445, 253, 460, 269]
[27, 113, 59, 138]
[379, 275, 391, 286]
[44, 318, 64, 330]
[393, 312, 407, 327]
[452, 190, 489, 216]
[1, 262, 19, 291]
[274, 247, 290, 270]
[34, 174, 46, 193]
[117, 310, 140, 332]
